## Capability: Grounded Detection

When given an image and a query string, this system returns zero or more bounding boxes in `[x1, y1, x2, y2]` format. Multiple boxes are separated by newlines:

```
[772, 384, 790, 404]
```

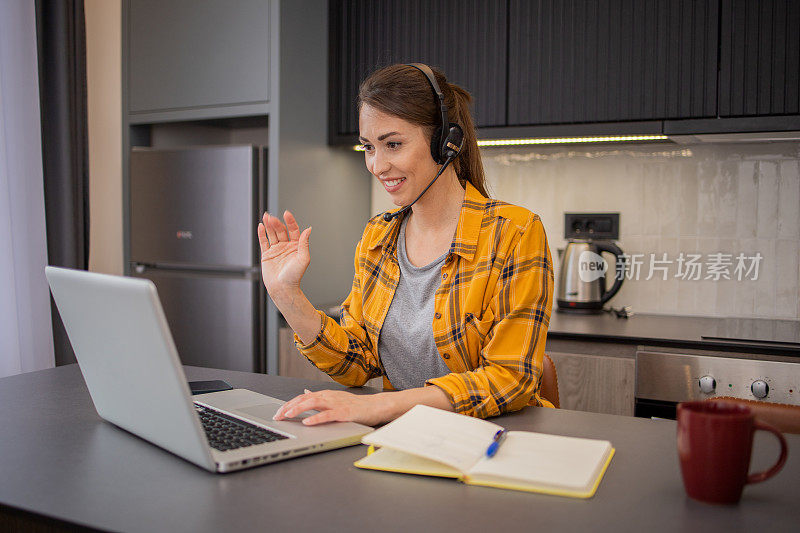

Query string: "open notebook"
[355, 405, 615, 498]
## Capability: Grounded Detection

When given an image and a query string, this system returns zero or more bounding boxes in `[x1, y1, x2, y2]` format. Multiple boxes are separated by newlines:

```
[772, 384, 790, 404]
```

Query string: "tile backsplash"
[482, 142, 800, 319]
[370, 141, 800, 319]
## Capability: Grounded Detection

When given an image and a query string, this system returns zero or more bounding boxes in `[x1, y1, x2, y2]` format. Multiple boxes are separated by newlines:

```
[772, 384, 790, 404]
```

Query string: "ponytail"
[446, 83, 487, 198]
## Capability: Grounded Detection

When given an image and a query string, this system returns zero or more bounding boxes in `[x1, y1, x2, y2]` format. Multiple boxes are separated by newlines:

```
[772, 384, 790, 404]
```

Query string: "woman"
[261, 64, 553, 427]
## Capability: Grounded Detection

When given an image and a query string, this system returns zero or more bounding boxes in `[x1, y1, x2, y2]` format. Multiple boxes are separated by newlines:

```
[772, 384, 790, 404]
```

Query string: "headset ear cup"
[448, 124, 465, 156]
[430, 125, 444, 164]
[441, 124, 464, 160]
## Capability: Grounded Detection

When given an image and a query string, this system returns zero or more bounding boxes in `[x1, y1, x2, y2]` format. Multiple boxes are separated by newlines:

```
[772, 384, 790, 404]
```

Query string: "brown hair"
[357, 64, 488, 198]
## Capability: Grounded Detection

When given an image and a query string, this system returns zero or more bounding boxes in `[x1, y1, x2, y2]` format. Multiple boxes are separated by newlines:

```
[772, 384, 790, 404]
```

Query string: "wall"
[276, 0, 371, 309]
[85, 0, 123, 275]
[372, 141, 800, 319]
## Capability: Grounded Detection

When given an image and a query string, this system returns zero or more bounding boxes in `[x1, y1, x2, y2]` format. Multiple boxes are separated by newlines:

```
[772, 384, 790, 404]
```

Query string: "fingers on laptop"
[274, 390, 351, 425]
[273, 389, 316, 421]
[301, 409, 348, 426]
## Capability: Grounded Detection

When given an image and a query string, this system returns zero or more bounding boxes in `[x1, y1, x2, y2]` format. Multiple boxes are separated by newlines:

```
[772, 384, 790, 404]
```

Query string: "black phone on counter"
[189, 380, 234, 395]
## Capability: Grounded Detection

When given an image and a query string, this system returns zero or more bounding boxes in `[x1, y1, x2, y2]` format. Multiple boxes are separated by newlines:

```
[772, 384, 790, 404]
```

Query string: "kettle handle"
[595, 241, 625, 305]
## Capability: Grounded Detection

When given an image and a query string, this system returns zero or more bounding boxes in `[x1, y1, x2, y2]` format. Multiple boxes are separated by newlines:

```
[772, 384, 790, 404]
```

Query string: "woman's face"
[359, 104, 440, 207]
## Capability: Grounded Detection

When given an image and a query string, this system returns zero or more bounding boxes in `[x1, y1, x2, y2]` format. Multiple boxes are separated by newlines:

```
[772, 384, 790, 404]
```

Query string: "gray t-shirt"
[377, 216, 452, 390]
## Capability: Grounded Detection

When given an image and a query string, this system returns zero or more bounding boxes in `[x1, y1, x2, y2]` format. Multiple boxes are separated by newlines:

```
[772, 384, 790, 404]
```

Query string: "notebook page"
[362, 405, 502, 473]
[466, 432, 612, 491]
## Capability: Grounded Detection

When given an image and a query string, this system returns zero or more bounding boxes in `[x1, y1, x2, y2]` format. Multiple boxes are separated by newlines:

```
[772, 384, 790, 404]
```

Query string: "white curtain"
[0, 0, 55, 377]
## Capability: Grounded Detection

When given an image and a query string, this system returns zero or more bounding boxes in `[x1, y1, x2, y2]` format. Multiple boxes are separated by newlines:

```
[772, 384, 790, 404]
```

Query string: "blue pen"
[485, 428, 508, 458]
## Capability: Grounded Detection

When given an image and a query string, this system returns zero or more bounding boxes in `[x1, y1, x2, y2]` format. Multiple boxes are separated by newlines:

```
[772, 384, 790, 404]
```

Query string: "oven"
[634, 350, 800, 419]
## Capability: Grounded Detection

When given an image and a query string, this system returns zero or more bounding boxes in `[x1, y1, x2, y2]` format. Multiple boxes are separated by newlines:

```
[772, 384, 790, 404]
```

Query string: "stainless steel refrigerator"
[129, 145, 266, 372]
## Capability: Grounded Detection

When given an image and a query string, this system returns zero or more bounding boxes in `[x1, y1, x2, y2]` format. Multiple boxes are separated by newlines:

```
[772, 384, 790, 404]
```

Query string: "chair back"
[541, 353, 560, 409]
[707, 397, 800, 434]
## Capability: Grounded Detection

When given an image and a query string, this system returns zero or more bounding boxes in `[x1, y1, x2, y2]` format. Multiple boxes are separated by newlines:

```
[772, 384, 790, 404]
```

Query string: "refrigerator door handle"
[130, 262, 260, 279]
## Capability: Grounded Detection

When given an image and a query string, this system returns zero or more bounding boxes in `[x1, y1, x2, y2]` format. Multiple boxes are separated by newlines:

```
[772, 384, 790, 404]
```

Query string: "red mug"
[676, 401, 788, 504]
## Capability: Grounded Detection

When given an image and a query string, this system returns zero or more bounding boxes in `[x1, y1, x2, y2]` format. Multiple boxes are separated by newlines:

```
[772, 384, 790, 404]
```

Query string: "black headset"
[406, 63, 465, 164]
[382, 63, 465, 222]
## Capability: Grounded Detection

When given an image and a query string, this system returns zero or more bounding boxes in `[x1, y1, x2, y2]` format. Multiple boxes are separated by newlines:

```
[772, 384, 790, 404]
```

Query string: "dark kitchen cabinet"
[507, 0, 718, 125]
[328, 0, 800, 142]
[329, 0, 508, 141]
[718, 0, 800, 117]
[128, 0, 270, 116]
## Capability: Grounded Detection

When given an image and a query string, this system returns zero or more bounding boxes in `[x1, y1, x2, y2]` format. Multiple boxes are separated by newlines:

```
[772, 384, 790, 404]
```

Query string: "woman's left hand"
[273, 389, 392, 427]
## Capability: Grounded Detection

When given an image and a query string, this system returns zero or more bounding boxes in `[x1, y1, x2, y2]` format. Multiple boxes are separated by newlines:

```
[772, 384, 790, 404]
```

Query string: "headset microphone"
[382, 153, 457, 222]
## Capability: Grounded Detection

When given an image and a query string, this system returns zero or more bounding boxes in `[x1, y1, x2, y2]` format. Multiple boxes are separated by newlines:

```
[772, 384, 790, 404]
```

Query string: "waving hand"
[257, 211, 312, 296]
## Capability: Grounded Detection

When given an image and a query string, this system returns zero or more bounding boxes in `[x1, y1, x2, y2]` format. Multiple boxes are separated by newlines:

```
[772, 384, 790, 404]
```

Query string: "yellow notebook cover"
[353, 405, 615, 499]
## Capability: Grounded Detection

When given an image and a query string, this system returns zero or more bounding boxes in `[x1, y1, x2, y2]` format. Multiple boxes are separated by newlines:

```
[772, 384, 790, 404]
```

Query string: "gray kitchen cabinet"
[278, 327, 383, 389]
[548, 351, 635, 416]
[128, 0, 270, 116]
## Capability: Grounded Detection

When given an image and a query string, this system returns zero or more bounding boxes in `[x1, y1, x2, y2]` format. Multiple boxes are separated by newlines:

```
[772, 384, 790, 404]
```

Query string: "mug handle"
[747, 420, 788, 484]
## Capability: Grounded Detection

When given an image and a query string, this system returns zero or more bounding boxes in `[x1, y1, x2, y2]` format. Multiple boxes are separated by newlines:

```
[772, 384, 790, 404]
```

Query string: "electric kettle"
[556, 239, 625, 313]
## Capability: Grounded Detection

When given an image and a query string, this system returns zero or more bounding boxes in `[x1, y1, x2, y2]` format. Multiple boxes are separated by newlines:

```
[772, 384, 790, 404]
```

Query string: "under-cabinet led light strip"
[476, 134, 668, 146]
[352, 134, 668, 150]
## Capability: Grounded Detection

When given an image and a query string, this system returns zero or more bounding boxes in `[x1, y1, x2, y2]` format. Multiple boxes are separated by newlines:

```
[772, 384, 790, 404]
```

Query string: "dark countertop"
[2, 365, 800, 532]
[548, 312, 800, 357]
[322, 302, 800, 356]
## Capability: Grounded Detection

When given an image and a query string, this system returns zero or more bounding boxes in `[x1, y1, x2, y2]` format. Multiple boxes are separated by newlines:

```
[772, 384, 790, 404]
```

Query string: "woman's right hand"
[257, 210, 312, 297]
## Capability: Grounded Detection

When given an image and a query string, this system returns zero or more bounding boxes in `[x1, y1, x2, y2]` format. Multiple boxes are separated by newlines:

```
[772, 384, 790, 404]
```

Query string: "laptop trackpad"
[238, 403, 314, 421]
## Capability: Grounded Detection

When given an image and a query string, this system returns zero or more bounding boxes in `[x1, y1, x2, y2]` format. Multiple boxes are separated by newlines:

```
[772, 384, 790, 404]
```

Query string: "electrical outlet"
[564, 213, 620, 240]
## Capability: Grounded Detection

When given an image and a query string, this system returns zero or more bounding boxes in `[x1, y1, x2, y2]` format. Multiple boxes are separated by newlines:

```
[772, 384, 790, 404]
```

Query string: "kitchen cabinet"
[328, 0, 508, 141]
[330, 0, 799, 140]
[279, 328, 383, 389]
[718, 0, 800, 117]
[507, 0, 718, 125]
[278, 327, 335, 383]
[127, 0, 270, 118]
[547, 351, 635, 416]
[279, 327, 636, 413]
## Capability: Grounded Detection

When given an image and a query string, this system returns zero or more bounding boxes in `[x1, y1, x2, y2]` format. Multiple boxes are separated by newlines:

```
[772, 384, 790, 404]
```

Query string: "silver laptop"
[45, 266, 372, 473]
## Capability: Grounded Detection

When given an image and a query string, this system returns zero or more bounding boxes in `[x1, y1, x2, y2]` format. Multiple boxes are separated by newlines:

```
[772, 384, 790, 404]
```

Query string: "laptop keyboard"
[194, 403, 288, 452]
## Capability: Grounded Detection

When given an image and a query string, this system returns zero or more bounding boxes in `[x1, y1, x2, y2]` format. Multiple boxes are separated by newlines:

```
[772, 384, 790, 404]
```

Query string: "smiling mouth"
[383, 178, 406, 187]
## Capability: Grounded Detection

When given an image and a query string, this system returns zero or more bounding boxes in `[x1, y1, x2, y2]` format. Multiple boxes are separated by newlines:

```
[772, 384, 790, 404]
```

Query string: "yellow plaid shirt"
[295, 182, 554, 418]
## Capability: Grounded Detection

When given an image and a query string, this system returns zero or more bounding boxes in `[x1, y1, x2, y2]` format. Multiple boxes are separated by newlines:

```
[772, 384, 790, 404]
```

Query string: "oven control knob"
[751, 380, 769, 399]
[699, 376, 716, 394]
